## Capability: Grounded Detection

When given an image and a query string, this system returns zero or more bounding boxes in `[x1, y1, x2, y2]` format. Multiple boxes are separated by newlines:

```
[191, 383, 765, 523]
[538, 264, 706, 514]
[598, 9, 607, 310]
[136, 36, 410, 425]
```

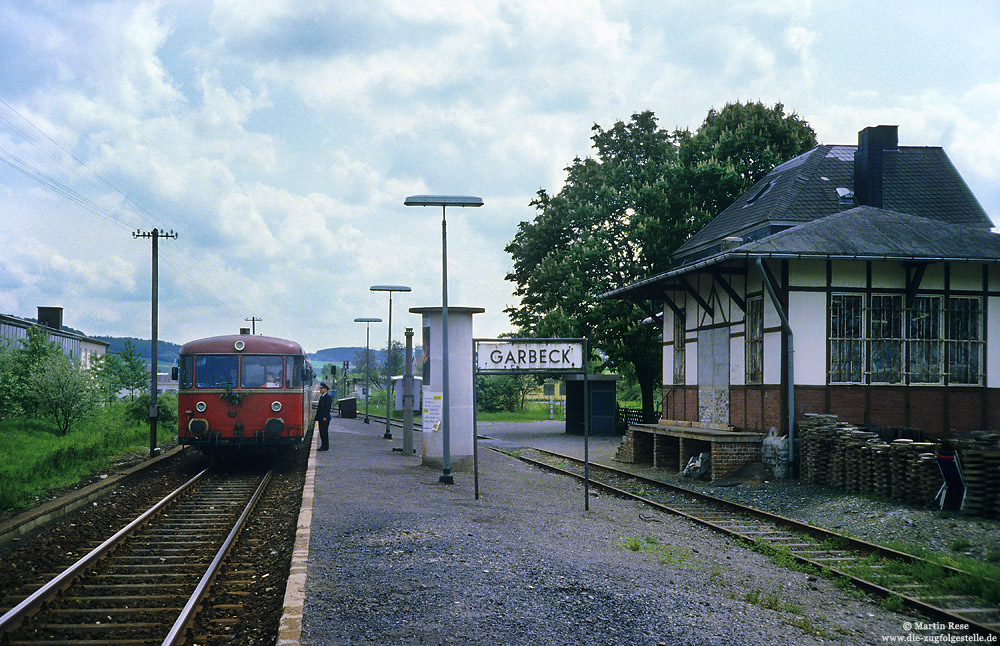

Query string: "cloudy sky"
[2, 1, 999, 353]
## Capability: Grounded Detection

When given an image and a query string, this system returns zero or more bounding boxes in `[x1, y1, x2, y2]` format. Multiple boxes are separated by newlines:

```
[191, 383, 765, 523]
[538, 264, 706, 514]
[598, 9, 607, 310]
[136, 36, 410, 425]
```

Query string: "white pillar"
[410, 306, 484, 471]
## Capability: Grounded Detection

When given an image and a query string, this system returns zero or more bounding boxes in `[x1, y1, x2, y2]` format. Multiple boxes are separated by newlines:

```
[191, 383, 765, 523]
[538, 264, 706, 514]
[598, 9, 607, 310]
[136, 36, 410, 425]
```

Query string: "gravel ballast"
[299, 419, 938, 646]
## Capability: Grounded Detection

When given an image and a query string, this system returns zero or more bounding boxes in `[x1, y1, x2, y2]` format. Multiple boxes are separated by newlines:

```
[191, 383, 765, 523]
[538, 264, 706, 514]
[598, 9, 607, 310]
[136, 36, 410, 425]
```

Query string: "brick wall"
[711, 442, 762, 481]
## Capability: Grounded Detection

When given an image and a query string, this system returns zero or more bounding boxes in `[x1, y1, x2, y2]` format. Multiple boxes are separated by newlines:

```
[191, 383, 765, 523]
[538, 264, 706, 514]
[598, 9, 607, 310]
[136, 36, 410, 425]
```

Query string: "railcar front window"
[242, 355, 285, 388]
[179, 356, 194, 388]
[195, 355, 239, 388]
[286, 356, 304, 388]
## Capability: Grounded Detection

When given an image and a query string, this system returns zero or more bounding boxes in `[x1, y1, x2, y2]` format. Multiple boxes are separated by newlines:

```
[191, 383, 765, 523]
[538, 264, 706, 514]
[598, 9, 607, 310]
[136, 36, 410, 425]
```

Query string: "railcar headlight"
[195, 401, 207, 413]
[271, 401, 282, 412]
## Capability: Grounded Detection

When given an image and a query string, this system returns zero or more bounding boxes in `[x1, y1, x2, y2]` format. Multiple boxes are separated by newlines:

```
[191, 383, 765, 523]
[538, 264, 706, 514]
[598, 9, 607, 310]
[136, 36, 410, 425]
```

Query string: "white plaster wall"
[730, 330, 746, 386]
[662, 305, 673, 384]
[950, 263, 982, 291]
[921, 263, 946, 290]
[872, 261, 905, 289]
[831, 260, 866, 287]
[791, 260, 826, 287]
[989, 296, 1000, 389]
[762, 330, 782, 383]
[790, 291, 827, 385]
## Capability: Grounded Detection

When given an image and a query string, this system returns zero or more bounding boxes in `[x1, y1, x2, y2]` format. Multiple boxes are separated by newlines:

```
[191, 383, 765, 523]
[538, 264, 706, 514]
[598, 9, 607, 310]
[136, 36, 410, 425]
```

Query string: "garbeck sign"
[476, 341, 584, 372]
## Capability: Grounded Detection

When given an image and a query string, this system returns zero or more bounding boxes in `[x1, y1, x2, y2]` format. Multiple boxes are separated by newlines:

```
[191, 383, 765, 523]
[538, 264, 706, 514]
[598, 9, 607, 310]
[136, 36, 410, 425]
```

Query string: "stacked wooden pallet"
[954, 433, 1000, 518]
[798, 414, 839, 485]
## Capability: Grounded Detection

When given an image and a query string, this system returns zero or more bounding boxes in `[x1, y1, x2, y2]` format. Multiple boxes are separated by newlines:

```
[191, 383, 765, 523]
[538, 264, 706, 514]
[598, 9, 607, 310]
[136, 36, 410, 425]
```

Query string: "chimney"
[37, 306, 64, 330]
[853, 125, 898, 208]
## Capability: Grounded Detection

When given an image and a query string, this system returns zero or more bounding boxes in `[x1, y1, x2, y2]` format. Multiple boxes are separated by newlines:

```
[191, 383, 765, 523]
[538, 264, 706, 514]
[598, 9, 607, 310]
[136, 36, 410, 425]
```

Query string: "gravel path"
[300, 419, 926, 645]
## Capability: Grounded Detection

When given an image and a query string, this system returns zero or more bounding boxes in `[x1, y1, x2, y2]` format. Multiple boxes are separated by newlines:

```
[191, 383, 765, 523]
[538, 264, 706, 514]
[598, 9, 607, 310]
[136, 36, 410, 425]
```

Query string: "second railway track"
[506, 446, 1000, 638]
[0, 466, 273, 646]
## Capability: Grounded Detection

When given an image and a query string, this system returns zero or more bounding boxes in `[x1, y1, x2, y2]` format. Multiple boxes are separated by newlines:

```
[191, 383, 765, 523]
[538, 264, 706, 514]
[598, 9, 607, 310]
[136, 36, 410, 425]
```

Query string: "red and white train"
[175, 334, 315, 454]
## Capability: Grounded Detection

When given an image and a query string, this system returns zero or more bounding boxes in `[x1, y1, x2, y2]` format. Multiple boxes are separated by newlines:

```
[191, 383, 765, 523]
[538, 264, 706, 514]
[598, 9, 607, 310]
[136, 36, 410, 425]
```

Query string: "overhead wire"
[0, 97, 235, 311]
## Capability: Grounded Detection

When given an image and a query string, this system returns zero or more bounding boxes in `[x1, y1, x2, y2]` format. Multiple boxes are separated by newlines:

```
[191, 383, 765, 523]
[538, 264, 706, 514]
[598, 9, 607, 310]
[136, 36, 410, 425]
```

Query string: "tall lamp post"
[403, 195, 483, 484]
[353, 317, 381, 423]
[370, 285, 411, 439]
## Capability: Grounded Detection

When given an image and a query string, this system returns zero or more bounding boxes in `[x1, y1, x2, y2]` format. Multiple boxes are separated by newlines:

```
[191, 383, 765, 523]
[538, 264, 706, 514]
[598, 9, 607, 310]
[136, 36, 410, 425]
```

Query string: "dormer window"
[743, 181, 772, 206]
[836, 187, 855, 205]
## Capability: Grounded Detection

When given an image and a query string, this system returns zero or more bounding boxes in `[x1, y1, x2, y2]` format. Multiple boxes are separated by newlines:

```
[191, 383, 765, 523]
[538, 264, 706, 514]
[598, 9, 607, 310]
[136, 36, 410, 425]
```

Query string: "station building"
[0, 306, 108, 369]
[605, 125, 1000, 444]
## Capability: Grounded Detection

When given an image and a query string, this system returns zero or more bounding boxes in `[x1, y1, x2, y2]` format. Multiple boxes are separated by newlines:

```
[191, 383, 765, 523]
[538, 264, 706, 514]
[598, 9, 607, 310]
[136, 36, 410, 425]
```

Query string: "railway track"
[0, 466, 273, 645]
[507, 446, 1000, 638]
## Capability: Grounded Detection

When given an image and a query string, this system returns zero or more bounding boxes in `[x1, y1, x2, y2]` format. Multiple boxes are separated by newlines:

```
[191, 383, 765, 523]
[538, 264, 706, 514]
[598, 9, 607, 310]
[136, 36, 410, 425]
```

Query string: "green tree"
[0, 339, 21, 421]
[505, 103, 816, 415]
[29, 354, 100, 435]
[117, 340, 148, 400]
[13, 327, 63, 416]
[90, 352, 125, 404]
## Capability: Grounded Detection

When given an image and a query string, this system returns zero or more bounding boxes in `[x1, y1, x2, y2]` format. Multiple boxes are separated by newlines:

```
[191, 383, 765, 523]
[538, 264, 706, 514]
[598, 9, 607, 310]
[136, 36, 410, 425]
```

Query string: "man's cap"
[319, 382, 329, 389]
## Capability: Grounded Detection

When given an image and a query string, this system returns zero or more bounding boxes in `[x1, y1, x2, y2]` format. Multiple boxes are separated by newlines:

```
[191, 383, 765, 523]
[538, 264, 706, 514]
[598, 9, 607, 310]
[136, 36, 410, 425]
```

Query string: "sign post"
[473, 338, 590, 508]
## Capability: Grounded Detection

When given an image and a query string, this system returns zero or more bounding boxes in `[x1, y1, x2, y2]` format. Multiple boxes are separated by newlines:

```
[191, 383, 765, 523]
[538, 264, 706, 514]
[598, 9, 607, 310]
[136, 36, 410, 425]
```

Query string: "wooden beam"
[680, 276, 714, 318]
[662, 293, 684, 321]
[710, 268, 745, 312]
[905, 262, 929, 308]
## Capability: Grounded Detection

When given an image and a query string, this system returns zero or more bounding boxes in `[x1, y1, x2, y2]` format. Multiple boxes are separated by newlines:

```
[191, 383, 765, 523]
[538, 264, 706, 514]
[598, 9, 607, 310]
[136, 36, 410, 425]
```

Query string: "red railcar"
[176, 334, 315, 453]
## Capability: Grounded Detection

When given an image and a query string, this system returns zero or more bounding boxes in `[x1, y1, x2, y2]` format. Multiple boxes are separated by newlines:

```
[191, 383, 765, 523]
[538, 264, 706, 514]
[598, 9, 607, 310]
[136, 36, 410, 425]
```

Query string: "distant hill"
[93, 336, 182, 371]
[310, 347, 368, 363]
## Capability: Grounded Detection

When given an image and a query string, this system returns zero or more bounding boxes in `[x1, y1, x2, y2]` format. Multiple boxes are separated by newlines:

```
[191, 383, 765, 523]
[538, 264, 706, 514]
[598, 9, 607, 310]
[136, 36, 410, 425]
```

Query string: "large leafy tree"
[505, 102, 816, 415]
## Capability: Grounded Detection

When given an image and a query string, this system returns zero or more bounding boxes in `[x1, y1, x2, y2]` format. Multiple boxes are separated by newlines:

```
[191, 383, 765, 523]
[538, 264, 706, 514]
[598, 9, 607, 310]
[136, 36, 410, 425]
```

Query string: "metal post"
[365, 325, 371, 423]
[583, 338, 590, 511]
[472, 340, 479, 500]
[150, 230, 158, 457]
[403, 328, 415, 455]
[384, 291, 393, 439]
[133, 227, 176, 459]
[440, 205, 453, 484]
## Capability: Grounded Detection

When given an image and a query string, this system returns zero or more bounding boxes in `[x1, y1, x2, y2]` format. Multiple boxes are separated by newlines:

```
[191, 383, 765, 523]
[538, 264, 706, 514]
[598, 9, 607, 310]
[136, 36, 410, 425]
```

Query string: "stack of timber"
[953, 432, 1000, 518]
[796, 415, 958, 511]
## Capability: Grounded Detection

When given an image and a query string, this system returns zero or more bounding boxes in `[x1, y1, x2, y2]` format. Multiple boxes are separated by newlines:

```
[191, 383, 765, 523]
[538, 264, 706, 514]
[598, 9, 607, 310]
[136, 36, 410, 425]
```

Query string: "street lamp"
[370, 284, 411, 439]
[353, 317, 382, 423]
[403, 194, 484, 484]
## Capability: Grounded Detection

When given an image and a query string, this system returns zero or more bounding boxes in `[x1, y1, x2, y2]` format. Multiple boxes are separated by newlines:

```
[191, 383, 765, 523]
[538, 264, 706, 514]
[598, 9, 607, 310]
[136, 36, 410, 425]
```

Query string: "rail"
[504, 446, 1000, 637]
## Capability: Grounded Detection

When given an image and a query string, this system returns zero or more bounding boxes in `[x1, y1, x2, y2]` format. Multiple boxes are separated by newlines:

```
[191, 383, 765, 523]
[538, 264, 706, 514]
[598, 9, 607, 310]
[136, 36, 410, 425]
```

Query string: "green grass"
[0, 404, 173, 512]
[614, 535, 694, 567]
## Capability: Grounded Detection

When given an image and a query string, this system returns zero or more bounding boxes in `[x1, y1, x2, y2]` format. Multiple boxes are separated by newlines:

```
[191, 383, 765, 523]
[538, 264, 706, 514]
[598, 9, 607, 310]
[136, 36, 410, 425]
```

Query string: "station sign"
[476, 341, 584, 372]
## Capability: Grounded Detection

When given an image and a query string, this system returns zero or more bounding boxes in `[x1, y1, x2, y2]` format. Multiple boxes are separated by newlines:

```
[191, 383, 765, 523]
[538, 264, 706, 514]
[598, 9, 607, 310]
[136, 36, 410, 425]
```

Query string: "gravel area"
[300, 419, 937, 646]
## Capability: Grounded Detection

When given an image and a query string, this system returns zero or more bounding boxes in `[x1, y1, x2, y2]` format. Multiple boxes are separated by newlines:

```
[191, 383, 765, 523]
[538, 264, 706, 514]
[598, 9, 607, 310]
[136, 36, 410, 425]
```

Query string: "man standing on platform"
[316, 382, 332, 451]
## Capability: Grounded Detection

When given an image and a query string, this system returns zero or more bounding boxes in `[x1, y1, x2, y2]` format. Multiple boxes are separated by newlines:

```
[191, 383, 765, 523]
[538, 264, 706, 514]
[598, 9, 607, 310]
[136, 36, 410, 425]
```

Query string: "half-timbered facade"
[605, 126, 1000, 439]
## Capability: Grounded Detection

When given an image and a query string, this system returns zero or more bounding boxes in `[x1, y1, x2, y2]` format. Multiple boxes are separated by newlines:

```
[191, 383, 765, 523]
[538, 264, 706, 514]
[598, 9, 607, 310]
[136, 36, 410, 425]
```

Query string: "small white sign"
[476, 342, 584, 371]
[422, 391, 443, 431]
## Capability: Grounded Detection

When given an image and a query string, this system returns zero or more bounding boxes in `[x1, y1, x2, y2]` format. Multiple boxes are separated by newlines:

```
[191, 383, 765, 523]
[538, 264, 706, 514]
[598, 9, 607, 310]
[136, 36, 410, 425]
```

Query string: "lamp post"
[403, 195, 483, 484]
[370, 285, 411, 439]
[353, 317, 381, 423]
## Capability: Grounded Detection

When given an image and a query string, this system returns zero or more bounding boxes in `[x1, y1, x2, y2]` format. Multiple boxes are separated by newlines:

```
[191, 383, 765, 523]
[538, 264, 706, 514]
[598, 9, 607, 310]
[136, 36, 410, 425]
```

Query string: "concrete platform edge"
[277, 437, 316, 645]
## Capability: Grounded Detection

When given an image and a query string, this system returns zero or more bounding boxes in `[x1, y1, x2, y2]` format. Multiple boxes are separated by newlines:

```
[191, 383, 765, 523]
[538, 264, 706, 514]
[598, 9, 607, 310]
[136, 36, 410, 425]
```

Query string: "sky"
[2, 1, 999, 354]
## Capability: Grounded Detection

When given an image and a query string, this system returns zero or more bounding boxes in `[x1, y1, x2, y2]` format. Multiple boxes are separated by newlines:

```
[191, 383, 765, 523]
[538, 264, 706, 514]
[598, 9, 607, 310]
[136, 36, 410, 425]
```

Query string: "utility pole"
[133, 227, 178, 458]
[244, 316, 263, 334]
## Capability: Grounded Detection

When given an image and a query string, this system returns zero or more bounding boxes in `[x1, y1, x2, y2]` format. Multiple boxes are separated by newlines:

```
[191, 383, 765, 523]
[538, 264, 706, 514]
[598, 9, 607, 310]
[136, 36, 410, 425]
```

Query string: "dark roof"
[180, 334, 305, 355]
[601, 207, 1000, 301]
[674, 143, 992, 264]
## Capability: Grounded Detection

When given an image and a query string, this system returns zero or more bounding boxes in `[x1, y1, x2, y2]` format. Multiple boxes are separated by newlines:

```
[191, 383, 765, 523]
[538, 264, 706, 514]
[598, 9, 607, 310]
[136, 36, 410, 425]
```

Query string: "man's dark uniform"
[316, 384, 333, 451]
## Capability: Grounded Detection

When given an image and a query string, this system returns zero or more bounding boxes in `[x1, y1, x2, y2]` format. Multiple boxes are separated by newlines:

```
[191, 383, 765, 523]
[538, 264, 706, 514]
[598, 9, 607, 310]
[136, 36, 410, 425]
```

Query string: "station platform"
[277, 416, 896, 646]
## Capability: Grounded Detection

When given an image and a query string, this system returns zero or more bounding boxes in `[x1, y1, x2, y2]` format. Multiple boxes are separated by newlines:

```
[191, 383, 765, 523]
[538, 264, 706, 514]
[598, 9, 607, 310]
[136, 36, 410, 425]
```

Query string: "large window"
[195, 355, 239, 388]
[908, 296, 941, 383]
[870, 295, 903, 383]
[830, 294, 864, 383]
[948, 297, 983, 385]
[745, 296, 763, 384]
[242, 355, 285, 388]
[828, 293, 983, 386]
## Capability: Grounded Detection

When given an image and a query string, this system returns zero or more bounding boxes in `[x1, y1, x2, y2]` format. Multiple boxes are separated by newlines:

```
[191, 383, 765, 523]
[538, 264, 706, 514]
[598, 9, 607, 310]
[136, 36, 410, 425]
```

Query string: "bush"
[124, 391, 178, 427]
[29, 354, 100, 435]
